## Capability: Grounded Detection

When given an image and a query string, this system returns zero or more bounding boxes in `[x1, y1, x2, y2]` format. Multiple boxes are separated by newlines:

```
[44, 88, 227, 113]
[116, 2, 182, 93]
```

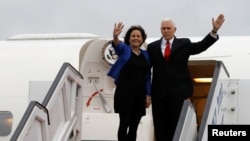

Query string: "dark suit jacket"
[147, 33, 218, 100]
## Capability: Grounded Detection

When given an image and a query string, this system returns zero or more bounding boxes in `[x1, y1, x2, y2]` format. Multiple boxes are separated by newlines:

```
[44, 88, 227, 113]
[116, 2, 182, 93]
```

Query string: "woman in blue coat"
[107, 22, 151, 141]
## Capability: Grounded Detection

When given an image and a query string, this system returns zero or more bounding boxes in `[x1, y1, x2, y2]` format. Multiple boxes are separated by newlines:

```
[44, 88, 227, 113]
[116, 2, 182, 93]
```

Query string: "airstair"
[10, 63, 83, 141]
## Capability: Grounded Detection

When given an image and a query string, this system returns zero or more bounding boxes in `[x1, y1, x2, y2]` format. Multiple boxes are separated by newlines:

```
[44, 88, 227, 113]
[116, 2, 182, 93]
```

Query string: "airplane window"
[0, 111, 13, 136]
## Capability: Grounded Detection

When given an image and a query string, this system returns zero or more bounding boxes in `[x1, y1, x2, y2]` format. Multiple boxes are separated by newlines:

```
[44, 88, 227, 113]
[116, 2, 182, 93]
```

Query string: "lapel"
[154, 37, 183, 62]
[159, 37, 179, 59]
[155, 39, 164, 58]
[170, 37, 181, 56]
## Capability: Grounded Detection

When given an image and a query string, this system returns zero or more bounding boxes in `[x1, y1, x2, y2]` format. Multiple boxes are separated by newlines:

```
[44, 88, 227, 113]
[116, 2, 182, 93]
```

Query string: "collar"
[161, 37, 174, 47]
[163, 37, 174, 45]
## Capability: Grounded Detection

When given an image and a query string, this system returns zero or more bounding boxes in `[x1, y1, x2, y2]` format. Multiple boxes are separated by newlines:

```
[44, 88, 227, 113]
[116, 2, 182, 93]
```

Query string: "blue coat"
[107, 41, 151, 96]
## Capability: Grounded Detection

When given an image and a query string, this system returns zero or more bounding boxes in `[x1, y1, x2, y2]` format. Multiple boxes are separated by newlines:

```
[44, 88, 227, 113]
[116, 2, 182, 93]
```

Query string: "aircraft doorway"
[188, 60, 217, 127]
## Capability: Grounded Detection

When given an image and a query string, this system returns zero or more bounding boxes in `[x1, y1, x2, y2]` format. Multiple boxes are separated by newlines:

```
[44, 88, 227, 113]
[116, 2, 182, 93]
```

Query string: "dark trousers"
[118, 112, 142, 141]
[152, 95, 184, 141]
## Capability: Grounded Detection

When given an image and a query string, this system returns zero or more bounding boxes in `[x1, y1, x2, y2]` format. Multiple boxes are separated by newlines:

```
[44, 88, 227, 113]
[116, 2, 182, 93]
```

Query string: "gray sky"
[0, 0, 249, 40]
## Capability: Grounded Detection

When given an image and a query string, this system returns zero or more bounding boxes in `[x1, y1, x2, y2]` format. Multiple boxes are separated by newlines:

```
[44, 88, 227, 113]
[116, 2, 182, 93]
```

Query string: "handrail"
[173, 99, 197, 141]
[42, 62, 83, 106]
[10, 101, 49, 141]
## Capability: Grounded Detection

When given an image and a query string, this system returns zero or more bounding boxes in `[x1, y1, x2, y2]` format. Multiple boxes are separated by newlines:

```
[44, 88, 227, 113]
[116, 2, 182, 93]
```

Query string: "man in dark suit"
[147, 14, 225, 141]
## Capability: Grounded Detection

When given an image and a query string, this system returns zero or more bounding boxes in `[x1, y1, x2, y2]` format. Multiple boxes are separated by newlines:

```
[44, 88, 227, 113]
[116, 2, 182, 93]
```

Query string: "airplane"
[0, 33, 250, 141]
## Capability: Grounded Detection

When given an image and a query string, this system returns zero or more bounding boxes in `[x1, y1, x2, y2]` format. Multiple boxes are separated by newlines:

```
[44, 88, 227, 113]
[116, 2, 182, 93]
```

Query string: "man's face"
[160, 21, 176, 41]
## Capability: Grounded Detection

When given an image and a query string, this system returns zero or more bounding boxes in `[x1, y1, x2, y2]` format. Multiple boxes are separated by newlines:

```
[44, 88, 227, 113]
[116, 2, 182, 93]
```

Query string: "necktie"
[164, 41, 171, 61]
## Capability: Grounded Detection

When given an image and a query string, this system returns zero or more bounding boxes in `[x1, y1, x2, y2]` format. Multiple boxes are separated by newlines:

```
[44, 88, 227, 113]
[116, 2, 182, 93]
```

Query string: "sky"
[0, 0, 250, 40]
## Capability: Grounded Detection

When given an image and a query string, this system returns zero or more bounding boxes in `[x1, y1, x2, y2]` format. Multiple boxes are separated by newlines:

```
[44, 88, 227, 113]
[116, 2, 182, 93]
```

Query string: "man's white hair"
[161, 18, 176, 27]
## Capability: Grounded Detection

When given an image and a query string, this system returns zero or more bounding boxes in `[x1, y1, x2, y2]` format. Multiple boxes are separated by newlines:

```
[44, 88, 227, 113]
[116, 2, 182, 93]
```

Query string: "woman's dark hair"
[124, 25, 147, 46]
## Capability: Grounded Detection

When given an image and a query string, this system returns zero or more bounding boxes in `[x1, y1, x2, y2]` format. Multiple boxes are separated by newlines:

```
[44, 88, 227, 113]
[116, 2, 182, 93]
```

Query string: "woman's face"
[129, 29, 143, 48]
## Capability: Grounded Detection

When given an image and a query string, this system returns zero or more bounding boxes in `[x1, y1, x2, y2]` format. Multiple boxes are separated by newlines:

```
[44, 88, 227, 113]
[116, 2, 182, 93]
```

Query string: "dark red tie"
[164, 41, 171, 61]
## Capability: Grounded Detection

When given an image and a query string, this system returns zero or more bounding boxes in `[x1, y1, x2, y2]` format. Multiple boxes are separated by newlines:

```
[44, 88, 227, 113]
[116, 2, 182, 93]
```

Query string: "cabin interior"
[188, 60, 216, 127]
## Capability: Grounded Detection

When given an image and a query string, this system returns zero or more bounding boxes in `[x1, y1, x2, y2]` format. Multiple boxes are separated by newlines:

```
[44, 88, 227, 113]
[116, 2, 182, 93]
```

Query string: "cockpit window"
[0, 111, 13, 136]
